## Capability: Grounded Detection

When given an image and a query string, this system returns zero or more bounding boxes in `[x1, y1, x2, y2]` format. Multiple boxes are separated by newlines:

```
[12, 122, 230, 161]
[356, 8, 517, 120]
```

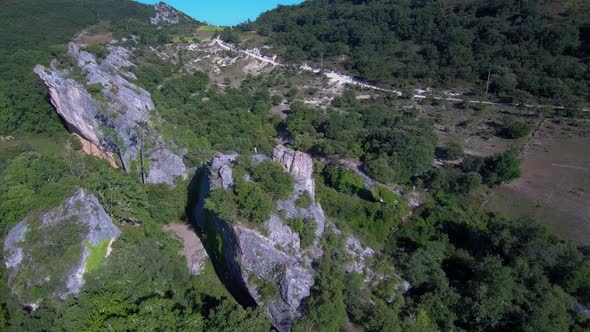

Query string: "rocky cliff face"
[193, 145, 407, 330]
[150, 2, 190, 26]
[3, 189, 120, 306]
[194, 146, 327, 331]
[34, 41, 186, 185]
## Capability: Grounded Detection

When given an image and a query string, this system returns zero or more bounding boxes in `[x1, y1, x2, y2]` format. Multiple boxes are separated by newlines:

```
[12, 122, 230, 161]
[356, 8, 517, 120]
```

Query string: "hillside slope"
[241, 0, 590, 105]
[0, 0, 589, 331]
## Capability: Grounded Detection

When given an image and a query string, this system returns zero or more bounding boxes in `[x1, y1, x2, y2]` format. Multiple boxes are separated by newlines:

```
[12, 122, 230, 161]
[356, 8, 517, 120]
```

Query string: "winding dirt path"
[215, 37, 581, 111]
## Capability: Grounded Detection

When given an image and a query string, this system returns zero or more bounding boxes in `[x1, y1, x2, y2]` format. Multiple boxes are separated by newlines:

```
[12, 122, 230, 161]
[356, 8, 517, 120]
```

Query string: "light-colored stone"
[150, 2, 189, 25]
[34, 42, 187, 185]
[4, 189, 120, 302]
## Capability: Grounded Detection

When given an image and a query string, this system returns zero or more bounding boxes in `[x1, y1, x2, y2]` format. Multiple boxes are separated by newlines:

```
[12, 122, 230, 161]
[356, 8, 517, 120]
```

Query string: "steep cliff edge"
[34, 41, 186, 185]
[3, 189, 120, 308]
[192, 145, 408, 330]
[193, 146, 326, 331]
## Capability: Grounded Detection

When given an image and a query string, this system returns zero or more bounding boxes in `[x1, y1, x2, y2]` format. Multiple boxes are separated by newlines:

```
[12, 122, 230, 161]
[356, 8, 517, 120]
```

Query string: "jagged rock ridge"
[34, 41, 186, 185]
[150, 2, 191, 26]
[194, 146, 327, 331]
[193, 145, 408, 330]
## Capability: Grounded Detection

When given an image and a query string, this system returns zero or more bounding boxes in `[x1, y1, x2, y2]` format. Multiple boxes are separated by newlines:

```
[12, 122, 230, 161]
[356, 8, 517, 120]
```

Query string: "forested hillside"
[0, 0, 589, 331]
[242, 0, 590, 105]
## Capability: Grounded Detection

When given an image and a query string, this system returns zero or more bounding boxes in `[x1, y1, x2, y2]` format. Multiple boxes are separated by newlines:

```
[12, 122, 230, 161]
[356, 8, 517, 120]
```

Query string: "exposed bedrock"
[193, 146, 325, 331]
[3, 189, 120, 306]
[34, 41, 186, 185]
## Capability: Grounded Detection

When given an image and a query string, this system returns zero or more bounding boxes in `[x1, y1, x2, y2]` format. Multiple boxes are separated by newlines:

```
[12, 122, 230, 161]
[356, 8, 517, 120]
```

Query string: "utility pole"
[485, 70, 491, 96]
[320, 52, 324, 72]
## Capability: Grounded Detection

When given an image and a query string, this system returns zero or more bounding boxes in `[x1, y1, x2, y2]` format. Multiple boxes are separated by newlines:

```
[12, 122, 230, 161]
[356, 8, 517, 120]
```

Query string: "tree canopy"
[242, 0, 590, 104]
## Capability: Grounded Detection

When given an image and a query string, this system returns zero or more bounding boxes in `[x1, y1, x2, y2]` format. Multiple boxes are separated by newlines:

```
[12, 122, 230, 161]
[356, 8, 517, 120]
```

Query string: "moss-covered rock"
[3, 188, 120, 305]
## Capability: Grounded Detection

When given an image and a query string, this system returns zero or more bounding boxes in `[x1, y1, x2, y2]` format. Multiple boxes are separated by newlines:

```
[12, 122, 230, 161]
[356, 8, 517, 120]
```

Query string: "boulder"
[146, 147, 188, 186]
[3, 189, 120, 304]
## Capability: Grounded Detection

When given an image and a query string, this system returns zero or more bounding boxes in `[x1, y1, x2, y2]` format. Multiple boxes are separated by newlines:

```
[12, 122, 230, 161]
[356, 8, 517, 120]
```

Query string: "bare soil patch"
[162, 223, 208, 274]
[74, 21, 113, 44]
[271, 102, 290, 119]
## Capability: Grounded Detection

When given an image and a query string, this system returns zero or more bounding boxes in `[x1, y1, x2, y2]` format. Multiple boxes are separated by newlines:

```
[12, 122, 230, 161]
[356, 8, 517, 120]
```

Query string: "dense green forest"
[296, 163, 590, 331]
[0, 0, 589, 331]
[241, 0, 590, 106]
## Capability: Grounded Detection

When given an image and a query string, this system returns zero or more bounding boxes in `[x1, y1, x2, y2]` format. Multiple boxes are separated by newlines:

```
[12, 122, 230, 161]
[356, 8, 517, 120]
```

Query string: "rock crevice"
[194, 146, 325, 331]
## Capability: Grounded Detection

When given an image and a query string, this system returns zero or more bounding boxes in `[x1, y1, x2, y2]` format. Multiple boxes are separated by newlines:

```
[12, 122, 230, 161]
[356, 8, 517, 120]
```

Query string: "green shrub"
[295, 191, 312, 208]
[444, 141, 464, 160]
[235, 181, 274, 224]
[205, 188, 238, 223]
[146, 182, 187, 223]
[482, 151, 521, 184]
[271, 95, 282, 105]
[82, 44, 109, 60]
[86, 82, 104, 100]
[370, 186, 400, 204]
[250, 161, 294, 200]
[499, 120, 532, 139]
[316, 180, 409, 249]
[323, 164, 364, 195]
[287, 217, 316, 249]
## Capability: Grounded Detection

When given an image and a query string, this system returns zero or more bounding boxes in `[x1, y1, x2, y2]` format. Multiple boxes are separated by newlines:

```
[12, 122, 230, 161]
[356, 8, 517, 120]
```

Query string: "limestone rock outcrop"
[3, 189, 120, 304]
[150, 2, 190, 26]
[194, 146, 327, 331]
[146, 147, 188, 185]
[34, 41, 186, 185]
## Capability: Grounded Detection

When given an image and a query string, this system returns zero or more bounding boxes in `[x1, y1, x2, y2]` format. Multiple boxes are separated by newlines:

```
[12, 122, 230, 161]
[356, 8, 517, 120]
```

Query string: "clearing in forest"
[163, 223, 208, 274]
[484, 119, 590, 247]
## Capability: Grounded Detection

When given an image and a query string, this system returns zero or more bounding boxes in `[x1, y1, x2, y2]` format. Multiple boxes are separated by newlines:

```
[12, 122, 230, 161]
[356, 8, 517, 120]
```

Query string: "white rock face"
[146, 147, 188, 185]
[344, 236, 375, 276]
[34, 42, 186, 185]
[3, 222, 28, 270]
[196, 147, 327, 332]
[272, 145, 315, 195]
[150, 2, 189, 25]
[3, 189, 120, 302]
[33, 65, 102, 145]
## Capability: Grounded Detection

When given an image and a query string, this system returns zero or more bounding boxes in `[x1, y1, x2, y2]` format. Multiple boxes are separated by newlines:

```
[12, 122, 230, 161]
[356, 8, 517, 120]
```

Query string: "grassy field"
[484, 119, 590, 247]
[85, 239, 110, 272]
[0, 133, 69, 160]
[421, 102, 538, 157]
[172, 35, 211, 42]
[197, 25, 224, 32]
[172, 25, 224, 43]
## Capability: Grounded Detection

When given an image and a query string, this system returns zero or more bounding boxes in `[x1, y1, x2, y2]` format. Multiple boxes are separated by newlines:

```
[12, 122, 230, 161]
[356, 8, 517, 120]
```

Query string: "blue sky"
[136, 0, 303, 26]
